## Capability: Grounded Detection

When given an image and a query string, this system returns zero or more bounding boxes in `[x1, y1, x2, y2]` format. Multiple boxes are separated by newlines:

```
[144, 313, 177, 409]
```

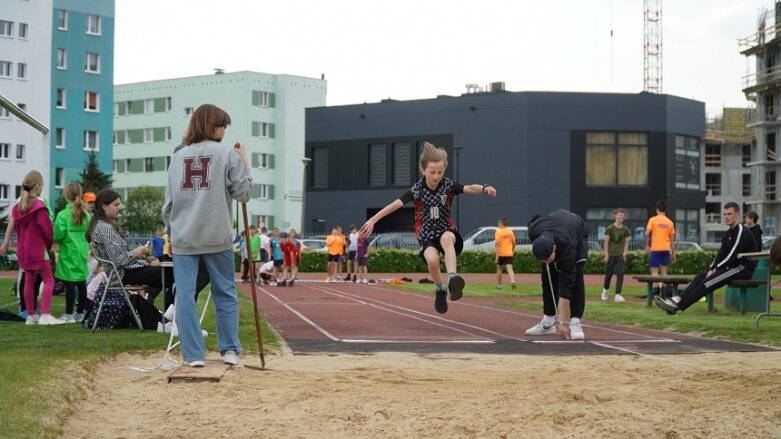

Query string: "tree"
[79, 151, 112, 193]
[122, 186, 164, 234]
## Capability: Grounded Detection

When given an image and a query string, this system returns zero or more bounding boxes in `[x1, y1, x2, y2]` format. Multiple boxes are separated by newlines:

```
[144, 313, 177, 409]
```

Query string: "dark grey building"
[304, 91, 705, 242]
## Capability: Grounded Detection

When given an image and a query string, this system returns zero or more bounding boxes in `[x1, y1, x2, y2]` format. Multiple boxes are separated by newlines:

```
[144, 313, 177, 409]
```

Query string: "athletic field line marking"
[342, 339, 494, 344]
[588, 341, 711, 368]
[531, 339, 680, 344]
[362, 284, 674, 341]
[261, 288, 341, 342]
[303, 283, 525, 342]
[302, 284, 496, 342]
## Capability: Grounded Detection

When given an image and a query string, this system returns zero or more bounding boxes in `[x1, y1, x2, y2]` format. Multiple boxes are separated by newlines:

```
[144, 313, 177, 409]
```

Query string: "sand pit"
[57, 350, 781, 438]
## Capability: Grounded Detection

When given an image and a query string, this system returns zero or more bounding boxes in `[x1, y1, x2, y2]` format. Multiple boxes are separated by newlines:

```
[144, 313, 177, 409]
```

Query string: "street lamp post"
[301, 157, 311, 233]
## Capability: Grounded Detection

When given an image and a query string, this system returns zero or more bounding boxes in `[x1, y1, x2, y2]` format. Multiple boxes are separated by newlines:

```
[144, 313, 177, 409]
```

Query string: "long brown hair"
[86, 189, 121, 241]
[182, 104, 231, 145]
[63, 182, 88, 225]
[18, 170, 43, 213]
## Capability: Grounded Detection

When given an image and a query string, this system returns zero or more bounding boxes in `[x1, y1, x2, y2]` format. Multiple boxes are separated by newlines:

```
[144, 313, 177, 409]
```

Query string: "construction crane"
[643, 0, 663, 93]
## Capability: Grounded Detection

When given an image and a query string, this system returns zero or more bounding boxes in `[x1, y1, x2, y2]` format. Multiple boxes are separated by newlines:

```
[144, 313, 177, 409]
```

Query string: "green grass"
[391, 281, 781, 347]
[0, 278, 277, 439]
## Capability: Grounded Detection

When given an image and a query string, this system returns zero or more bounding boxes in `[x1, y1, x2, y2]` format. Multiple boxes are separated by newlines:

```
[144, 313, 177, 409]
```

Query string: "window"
[254, 215, 270, 229]
[257, 184, 269, 200]
[56, 48, 67, 69]
[256, 122, 270, 138]
[768, 133, 777, 161]
[0, 60, 11, 77]
[84, 91, 98, 111]
[83, 130, 98, 151]
[165, 127, 172, 141]
[743, 174, 752, 197]
[0, 20, 13, 37]
[144, 99, 154, 114]
[0, 143, 10, 159]
[16, 63, 25, 79]
[55, 128, 65, 148]
[17, 103, 25, 111]
[86, 14, 101, 35]
[113, 103, 118, 116]
[259, 153, 269, 169]
[124, 130, 131, 144]
[675, 209, 700, 242]
[704, 144, 721, 167]
[85, 52, 100, 73]
[125, 159, 131, 173]
[705, 173, 721, 196]
[766, 171, 776, 201]
[57, 10, 68, 30]
[743, 144, 752, 167]
[368, 143, 387, 186]
[56, 88, 66, 108]
[0, 185, 8, 201]
[14, 185, 21, 199]
[18, 23, 27, 39]
[144, 129, 153, 143]
[392, 143, 412, 186]
[184, 107, 194, 116]
[585, 132, 648, 186]
[705, 203, 721, 224]
[113, 160, 118, 173]
[312, 146, 328, 189]
[0, 107, 9, 119]
[55, 168, 64, 188]
[112, 131, 118, 145]
[254, 91, 269, 107]
[15, 144, 24, 160]
[166, 97, 172, 111]
[144, 158, 154, 172]
[166, 156, 171, 169]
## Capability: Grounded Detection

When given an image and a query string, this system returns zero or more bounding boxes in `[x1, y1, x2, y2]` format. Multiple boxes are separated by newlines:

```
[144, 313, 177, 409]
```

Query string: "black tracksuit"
[528, 210, 588, 319]
[677, 223, 757, 311]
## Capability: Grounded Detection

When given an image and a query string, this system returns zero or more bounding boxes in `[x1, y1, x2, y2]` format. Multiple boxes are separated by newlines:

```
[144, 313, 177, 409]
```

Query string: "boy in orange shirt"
[325, 227, 345, 282]
[645, 199, 676, 296]
[494, 217, 516, 290]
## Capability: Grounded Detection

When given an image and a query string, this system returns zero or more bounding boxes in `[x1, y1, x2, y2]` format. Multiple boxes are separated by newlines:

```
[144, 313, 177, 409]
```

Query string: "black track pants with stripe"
[677, 266, 753, 311]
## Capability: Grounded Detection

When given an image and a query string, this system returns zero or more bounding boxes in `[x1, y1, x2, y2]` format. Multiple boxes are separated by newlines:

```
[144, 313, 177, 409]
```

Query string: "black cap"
[532, 232, 555, 260]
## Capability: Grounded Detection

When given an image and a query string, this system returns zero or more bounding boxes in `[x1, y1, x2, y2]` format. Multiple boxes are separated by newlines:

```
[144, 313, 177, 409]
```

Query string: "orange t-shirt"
[646, 214, 675, 252]
[494, 228, 516, 257]
[326, 234, 345, 256]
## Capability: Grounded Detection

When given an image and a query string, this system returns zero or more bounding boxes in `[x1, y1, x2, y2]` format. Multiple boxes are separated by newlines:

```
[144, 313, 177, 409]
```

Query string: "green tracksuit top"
[54, 204, 91, 282]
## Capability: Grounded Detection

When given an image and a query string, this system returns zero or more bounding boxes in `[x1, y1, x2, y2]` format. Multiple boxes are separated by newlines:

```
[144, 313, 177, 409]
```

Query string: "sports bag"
[82, 282, 132, 330]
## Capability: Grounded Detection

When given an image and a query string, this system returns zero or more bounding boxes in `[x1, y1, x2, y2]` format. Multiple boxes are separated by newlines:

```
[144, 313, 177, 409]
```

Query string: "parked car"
[587, 240, 602, 252]
[370, 232, 419, 250]
[300, 238, 327, 252]
[675, 241, 703, 252]
[762, 235, 776, 250]
[462, 226, 530, 251]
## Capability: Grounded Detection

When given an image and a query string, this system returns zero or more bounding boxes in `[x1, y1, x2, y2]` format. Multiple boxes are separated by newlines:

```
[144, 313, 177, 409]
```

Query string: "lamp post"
[453, 146, 463, 227]
[300, 157, 311, 233]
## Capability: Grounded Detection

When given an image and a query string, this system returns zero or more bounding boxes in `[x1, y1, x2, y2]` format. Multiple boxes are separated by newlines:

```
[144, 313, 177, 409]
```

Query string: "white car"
[300, 238, 327, 252]
[462, 226, 530, 251]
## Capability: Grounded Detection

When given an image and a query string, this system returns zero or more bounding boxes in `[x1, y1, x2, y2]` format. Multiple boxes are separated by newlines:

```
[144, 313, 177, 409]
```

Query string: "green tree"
[122, 186, 164, 234]
[79, 151, 113, 193]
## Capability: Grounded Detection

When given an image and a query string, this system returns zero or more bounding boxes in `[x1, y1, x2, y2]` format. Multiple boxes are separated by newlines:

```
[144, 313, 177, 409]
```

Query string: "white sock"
[542, 315, 556, 326]
[570, 317, 581, 326]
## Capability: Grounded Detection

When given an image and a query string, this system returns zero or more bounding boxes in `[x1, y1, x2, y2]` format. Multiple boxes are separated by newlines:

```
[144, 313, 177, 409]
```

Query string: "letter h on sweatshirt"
[181, 156, 213, 190]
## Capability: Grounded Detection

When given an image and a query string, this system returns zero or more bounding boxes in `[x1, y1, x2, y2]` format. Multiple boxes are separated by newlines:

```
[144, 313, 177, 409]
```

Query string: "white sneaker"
[163, 305, 176, 321]
[362, 279, 368, 284]
[614, 294, 626, 303]
[570, 324, 585, 340]
[524, 321, 556, 336]
[25, 315, 39, 325]
[222, 350, 239, 366]
[601, 288, 609, 301]
[62, 314, 77, 324]
[184, 360, 205, 367]
[38, 314, 66, 326]
[157, 322, 165, 333]
[325, 278, 332, 283]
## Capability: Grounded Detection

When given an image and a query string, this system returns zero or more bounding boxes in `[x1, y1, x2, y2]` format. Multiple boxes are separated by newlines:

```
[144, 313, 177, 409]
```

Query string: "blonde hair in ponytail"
[418, 141, 448, 171]
[63, 182, 87, 225]
[18, 170, 43, 213]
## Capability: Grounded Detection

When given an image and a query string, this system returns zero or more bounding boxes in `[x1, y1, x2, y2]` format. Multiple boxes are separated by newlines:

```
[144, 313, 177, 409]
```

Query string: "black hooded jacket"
[528, 209, 588, 298]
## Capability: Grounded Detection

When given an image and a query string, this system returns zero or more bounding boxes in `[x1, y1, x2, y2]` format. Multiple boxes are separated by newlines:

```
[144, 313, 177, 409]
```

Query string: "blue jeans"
[173, 250, 242, 362]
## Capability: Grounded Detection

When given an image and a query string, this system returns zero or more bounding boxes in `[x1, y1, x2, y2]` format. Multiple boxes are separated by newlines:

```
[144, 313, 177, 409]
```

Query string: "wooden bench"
[726, 279, 768, 315]
[632, 275, 694, 307]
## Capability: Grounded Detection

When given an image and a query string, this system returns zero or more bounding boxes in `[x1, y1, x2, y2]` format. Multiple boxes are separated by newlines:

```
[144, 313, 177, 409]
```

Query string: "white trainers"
[38, 314, 66, 326]
[222, 350, 239, 366]
[25, 315, 39, 325]
[614, 294, 626, 303]
[524, 321, 556, 336]
[601, 288, 609, 301]
[184, 360, 205, 367]
[570, 323, 585, 340]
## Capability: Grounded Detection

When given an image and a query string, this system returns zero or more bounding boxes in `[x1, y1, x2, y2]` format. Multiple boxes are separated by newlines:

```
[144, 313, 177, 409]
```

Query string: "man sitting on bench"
[655, 202, 758, 314]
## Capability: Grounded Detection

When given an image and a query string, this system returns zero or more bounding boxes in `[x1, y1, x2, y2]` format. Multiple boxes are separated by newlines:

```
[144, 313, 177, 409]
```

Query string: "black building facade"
[304, 91, 706, 241]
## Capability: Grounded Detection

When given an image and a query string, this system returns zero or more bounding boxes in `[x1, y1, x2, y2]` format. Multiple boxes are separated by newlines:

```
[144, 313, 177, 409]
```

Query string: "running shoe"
[569, 323, 585, 340]
[524, 321, 556, 336]
[448, 275, 465, 301]
[653, 295, 679, 314]
[434, 288, 448, 314]
[184, 360, 205, 367]
[222, 350, 239, 366]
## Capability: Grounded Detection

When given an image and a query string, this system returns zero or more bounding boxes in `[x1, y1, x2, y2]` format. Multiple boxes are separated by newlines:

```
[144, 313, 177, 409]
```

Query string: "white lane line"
[531, 339, 679, 344]
[262, 289, 340, 342]
[589, 341, 709, 368]
[342, 339, 495, 344]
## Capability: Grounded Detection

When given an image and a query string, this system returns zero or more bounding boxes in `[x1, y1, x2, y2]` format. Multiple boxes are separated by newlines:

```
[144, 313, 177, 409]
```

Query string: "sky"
[115, 0, 773, 118]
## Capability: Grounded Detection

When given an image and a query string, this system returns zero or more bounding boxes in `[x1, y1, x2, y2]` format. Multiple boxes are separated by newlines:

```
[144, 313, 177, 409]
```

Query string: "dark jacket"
[749, 224, 763, 250]
[710, 223, 758, 273]
[528, 209, 588, 297]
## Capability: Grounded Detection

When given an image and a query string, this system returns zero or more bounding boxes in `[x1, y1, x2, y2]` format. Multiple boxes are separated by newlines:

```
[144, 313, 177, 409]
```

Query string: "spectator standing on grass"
[355, 234, 370, 283]
[494, 217, 517, 290]
[259, 226, 271, 262]
[270, 227, 284, 286]
[645, 199, 676, 297]
[12, 170, 64, 326]
[743, 211, 763, 250]
[53, 182, 91, 323]
[655, 202, 757, 314]
[325, 227, 344, 283]
[163, 103, 252, 367]
[601, 208, 630, 303]
[151, 224, 168, 262]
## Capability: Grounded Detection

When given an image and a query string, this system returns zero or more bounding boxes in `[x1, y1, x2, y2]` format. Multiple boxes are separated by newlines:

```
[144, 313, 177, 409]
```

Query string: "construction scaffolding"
[705, 108, 755, 145]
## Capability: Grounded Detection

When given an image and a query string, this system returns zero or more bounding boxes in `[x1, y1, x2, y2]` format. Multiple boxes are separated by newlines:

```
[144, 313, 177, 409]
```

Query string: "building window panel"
[743, 173, 752, 197]
[704, 144, 720, 167]
[144, 129, 153, 143]
[144, 99, 154, 114]
[0, 107, 9, 119]
[144, 158, 154, 172]
[254, 91, 269, 107]
[742, 144, 752, 167]
[705, 173, 721, 196]
[258, 184, 269, 200]
[259, 153, 269, 169]
[312, 147, 328, 189]
[56, 48, 67, 69]
[184, 106, 194, 116]
[586, 132, 648, 186]
[768, 133, 777, 161]
[83, 130, 99, 151]
[55, 168, 64, 188]
[0, 184, 8, 201]
[15, 144, 24, 160]
[55, 128, 65, 148]
[0, 60, 11, 77]
[16, 63, 25, 79]
[392, 143, 411, 186]
[166, 97, 172, 111]
[86, 14, 101, 35]
[18, 23, 27, 39]
[766, 171, 776, 201]
[0, 143, 10, 159]
[586, 145, 617, 185]
[165, 127, 172, 141]
[368, 143, 387, 187]
[125, 159, 131, 173]
[56, 88, 66, 108]
[85, 52, 100, 73]
[617, 146, 648, 185]
[84, 91, 99, 112]
[0, 20, 12, 37]
[57, 10, 68, 30]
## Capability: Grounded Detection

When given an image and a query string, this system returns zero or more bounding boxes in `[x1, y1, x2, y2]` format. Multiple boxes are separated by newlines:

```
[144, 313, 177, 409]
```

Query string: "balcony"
[742, 64, 781, 95]
[739, 22, 781, 55]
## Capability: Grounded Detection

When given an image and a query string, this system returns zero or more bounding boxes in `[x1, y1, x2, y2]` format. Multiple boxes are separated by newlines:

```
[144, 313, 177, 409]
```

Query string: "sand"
[57, 350, 781, 438]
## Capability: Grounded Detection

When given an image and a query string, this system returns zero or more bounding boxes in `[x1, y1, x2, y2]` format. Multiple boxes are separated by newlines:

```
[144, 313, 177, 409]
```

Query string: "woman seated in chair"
[86, 189, 173, 307]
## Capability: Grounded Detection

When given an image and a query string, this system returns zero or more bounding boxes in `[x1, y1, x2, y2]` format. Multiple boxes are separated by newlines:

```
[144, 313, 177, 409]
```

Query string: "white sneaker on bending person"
[524, 320, 556, 336]
[569, 321, 585, 340]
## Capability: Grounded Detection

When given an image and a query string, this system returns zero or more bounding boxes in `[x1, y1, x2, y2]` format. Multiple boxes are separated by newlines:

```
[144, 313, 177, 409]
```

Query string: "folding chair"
[89, 242, 145, 332]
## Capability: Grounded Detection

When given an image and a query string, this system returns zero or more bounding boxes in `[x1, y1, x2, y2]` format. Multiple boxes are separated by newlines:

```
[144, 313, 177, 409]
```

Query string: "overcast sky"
[115, 0, 772, 118]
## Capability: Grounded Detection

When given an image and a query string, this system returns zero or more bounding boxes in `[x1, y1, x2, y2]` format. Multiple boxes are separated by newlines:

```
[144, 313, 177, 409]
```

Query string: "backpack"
[129, 294, 161, 330]
[82, 282, 132, 330]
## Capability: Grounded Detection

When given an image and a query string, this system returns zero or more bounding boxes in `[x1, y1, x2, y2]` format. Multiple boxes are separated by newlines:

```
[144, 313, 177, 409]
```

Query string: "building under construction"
[741, 1, 781, 235]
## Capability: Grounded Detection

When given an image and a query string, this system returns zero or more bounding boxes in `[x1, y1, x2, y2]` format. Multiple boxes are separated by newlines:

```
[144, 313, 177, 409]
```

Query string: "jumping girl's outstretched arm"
[359, 199, 404, 237]
[462, 184, 496, 196]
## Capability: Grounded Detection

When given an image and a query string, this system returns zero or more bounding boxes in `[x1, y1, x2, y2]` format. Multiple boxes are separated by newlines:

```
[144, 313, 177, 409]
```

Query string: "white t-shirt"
[259, 260, 274, 274]
[349, 232, 359, 251]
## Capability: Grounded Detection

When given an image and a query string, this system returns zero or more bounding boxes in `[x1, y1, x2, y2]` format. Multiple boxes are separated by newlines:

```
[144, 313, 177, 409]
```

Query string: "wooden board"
[167, 359, 230, 383]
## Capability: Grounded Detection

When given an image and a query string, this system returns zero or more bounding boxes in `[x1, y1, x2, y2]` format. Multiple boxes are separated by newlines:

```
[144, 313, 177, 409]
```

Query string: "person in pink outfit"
[11, 171, 64, 326]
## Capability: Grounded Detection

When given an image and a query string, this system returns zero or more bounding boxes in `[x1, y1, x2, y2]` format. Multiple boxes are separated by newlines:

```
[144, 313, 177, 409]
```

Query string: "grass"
[0, 278, 277, 439]
[391, 281, 781, 347]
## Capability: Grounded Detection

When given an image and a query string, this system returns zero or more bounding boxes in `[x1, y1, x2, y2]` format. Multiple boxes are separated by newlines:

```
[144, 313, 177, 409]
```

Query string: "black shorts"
[328, 254, 340, 262]
[496, 256, 513, 266]
[356, 256, 368, 266]
[260, 249, 268, 262]
[273, 259, 284, 268]
[348, 250, 357, 261]
[419, 230, 463, 263]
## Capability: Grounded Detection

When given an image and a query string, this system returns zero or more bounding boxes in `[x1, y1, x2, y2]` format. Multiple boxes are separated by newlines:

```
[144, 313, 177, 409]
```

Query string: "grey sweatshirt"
[163, 140, 253, 255]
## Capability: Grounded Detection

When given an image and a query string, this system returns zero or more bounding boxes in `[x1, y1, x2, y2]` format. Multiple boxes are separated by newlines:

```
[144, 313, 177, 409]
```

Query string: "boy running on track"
[360, 141, 496, 314]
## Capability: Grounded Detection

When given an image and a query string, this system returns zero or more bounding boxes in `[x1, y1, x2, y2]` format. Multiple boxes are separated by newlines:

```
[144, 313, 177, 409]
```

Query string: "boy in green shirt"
[247, 225, 262, 283]
[602, 208, 630, 302]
